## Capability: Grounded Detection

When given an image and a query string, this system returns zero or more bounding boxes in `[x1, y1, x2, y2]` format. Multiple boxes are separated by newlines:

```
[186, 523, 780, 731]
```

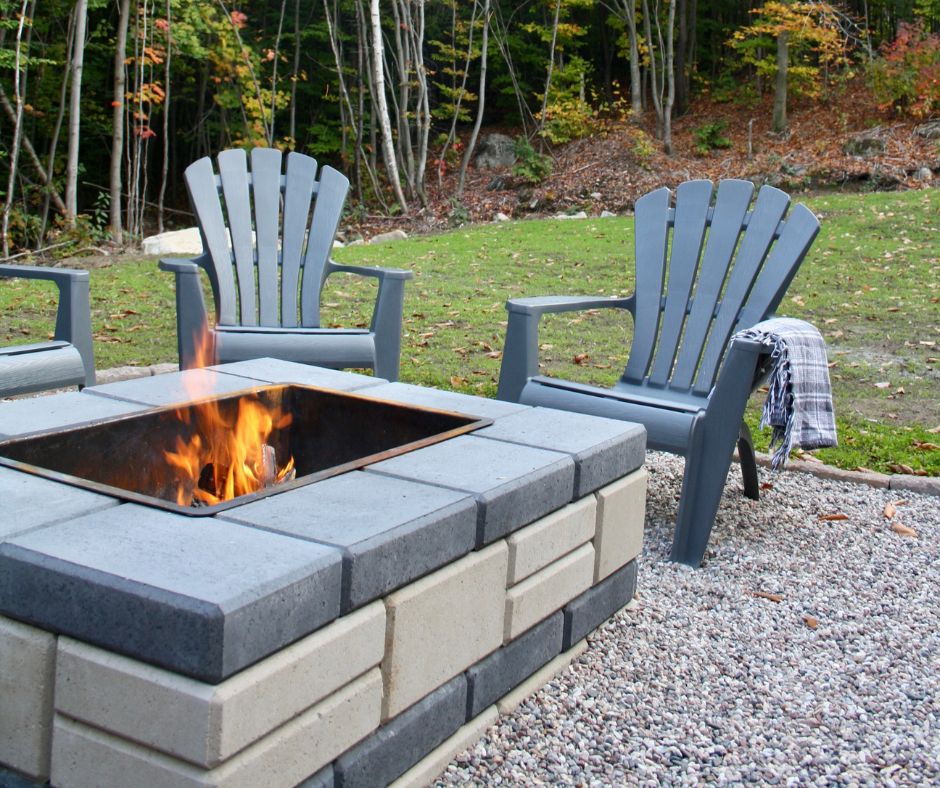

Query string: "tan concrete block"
[504, 544, 594, 642]
[51, 668, 383, 788]
[594, 468, 647, 583]
[496, 639, 588, 716]
[507, 496, 596, 584]
[0, 616, 56, 780]
[389, 705, 499, 788]
[55, 602, 385, 767]
[383, 541, 508, 720]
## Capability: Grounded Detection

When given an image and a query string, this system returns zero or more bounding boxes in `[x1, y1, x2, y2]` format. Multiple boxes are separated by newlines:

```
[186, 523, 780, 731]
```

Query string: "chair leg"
[737, 422, 760, 501]
[670, 414, 739, 567]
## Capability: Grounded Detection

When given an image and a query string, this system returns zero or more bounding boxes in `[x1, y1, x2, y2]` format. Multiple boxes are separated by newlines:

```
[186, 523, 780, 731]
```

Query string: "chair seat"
[522, 376, 701, 454]
[0, 340, 73, 357]
[214, 326, 376, 370]
[0, 344, 87, 398]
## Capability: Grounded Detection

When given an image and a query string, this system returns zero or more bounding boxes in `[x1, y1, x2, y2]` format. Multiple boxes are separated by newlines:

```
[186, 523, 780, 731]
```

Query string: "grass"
[1, 188, 937, 475]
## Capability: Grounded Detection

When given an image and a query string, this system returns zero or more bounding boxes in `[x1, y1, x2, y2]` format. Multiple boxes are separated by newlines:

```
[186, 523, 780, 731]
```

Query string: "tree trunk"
[662, 0, 676, 153]
[675, 0, 689, 115]
[773, 29, 788, 133]
[457, 0, 489, 198]
[369, 0, 409, 213]
[157, 0, 171, 234]
[66, 0, 89, 223]
[2, 0, 32, 257]
[612, 0, 643, 117]
[536, 0, 563, 139]
[289, 0, 301, 143]
[109, 0, 131, 242]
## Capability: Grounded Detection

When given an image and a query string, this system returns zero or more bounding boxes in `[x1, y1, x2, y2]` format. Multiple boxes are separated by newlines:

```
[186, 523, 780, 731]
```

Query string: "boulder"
[141, 227, 202, 256]
[495, 212, 511, 222]
[553, 211, 588, 220]
[843, 130, 886, 157]
[914, 120, 940, 139]
[370, 229, 408, 244]
[475, 134, 517, 170]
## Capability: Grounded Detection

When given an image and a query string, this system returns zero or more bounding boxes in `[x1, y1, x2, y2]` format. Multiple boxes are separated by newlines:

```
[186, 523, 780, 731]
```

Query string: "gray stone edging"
[751, 452, 940, 497]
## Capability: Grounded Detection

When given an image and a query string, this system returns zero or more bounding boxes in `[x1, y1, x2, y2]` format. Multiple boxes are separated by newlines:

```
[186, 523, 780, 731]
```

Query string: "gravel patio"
[437, 452, 940, 786]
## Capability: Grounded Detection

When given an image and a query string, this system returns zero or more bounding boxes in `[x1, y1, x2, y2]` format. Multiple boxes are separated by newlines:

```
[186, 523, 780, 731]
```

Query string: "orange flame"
[163, 327, 295, 507]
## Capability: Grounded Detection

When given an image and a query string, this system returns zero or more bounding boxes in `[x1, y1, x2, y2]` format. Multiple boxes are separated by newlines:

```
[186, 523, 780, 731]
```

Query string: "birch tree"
[370, 0, 408, 212]
[65, 0, 87, 223]
[109, 0, 131, 242]
[1, 0, 32, 256]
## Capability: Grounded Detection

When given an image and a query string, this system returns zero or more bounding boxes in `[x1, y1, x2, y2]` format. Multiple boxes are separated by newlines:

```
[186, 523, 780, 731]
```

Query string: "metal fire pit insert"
[0, 383, 491, 515]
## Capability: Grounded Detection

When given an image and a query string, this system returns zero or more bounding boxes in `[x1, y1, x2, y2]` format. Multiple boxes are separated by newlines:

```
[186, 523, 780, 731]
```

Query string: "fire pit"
[0, 360, 648, 788]
[0, 384, 490, 515]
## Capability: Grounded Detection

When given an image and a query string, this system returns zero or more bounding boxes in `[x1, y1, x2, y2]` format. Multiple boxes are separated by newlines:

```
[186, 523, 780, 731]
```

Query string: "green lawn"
[1, 187, 938, 474]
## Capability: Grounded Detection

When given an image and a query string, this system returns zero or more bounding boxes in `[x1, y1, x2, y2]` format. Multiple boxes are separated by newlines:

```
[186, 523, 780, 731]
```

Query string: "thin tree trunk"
[2, 0, 32, 256]
[614, 0, 643, 117]
[773, 30, 788, 133]
[536, 0, 562, 139]
[157, 0, 171, 233]
[437, 0, 479, 188]
[38, 10, 74, 246]
[0, 84, 68, 216]
[642, 0, 663, 139]
[65, 0, 89, 223]
[662, 0, 676, 153]
[289, 0, 301, 143]
[109, 0, 131, 242]
[456, 0, 489, 198]
[412, 0, 430, 204]
[369, 0, 409, 212]
[269, 0, 288, 142]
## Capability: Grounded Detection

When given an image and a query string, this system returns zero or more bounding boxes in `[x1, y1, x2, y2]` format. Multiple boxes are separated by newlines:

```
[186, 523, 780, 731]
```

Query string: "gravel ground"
[436, 452, 940, 786]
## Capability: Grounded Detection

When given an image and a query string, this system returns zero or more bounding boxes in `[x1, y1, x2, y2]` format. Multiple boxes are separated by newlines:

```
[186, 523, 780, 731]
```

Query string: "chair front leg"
[496, 310, 541, 402]
[174, 268, 212, 369]
[54, 272, 96, 387]
[737, 422, 760, 500]
[371, 275, 408, 381]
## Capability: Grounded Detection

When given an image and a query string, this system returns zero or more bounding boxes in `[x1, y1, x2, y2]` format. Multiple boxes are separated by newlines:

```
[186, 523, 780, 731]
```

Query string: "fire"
[163, 328, 296, 507]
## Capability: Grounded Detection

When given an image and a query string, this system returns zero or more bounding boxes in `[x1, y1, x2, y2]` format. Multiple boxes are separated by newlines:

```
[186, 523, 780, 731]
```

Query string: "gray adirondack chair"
[159, 148, 413, 380]
[497, 179, 820, 566]
[0, 264, 96, 398]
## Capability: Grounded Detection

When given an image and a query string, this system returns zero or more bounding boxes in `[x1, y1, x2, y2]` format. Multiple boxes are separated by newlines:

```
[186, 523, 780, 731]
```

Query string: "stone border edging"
[752, 452, 940, 497]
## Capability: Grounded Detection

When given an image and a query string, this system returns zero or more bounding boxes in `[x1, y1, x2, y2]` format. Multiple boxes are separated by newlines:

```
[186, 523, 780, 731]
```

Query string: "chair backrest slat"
[690, 185, 792, 394]
[217, 149, 257, 326]
[647, 180, 714, 386]
[618, 179, 819, 398]
[670, 179, 754, 389]
[185, 156, 239, 325]
[250, 148, 284, 326]
[300, 166, 350, 327]
[280, 152, 318, 328]
[623, 187, 670, 383]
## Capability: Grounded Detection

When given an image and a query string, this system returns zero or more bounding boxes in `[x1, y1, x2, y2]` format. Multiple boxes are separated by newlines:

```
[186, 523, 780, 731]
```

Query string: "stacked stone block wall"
[0, 469, 645, 788]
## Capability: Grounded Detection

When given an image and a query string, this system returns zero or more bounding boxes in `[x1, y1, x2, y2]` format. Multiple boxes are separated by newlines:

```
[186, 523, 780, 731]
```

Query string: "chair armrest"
[506, 294, 634, 317]
[158, 257, 203, 274]
[0, 263, 95, 386]
[326, 261, 414, 281]
[497, 294, 636, 402]
[0, 263, 89, 286]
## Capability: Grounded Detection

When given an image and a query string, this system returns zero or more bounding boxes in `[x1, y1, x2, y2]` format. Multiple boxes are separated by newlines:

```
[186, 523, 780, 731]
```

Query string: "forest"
[1, 0, 939, 256]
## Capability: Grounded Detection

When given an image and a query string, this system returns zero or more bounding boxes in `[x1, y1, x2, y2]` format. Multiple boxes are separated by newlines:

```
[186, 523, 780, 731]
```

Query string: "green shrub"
[512, 137, 553, 184]
[693, 120, 733, 155]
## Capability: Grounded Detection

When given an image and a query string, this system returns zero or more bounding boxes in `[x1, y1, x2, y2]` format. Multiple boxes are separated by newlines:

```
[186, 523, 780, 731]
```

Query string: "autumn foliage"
[869, 21, 940, 119]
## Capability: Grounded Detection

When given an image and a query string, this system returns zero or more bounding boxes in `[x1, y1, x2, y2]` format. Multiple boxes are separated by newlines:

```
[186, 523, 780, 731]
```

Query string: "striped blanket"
[735, 318, 838, 470]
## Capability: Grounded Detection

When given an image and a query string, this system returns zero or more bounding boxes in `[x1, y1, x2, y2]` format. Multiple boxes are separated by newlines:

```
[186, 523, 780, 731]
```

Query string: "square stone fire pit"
[0, 358, 647, 788]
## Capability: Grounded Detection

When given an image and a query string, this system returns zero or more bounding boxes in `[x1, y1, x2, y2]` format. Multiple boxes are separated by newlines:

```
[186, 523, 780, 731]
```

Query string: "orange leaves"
[883, 499, 918, 538]
[818, 512, 849, 521]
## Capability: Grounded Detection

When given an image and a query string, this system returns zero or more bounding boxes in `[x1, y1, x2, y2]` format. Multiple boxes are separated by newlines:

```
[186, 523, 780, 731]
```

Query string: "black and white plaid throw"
[735, 317, 838, 470]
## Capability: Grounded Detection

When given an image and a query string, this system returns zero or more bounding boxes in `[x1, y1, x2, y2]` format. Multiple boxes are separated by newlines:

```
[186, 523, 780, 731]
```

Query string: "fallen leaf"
[890, 522, 918, 537]
[883, 502, 896, 519]
[753, 591, 784, 603]
[573, 353, 590, 365]
[927, 425, 940, 434]
[803, 615, 819, 629]
[818, 513, 849, 521]
[889, 463, 915, 474]
[485, 351, 502, 359]
[449, 375, 468, 387]
[760, 481, 774, 490]
[913, 441, 940, 451]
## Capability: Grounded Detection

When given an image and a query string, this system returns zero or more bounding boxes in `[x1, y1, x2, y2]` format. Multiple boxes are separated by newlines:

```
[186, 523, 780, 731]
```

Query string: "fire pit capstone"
[0, 358, 647, 788]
